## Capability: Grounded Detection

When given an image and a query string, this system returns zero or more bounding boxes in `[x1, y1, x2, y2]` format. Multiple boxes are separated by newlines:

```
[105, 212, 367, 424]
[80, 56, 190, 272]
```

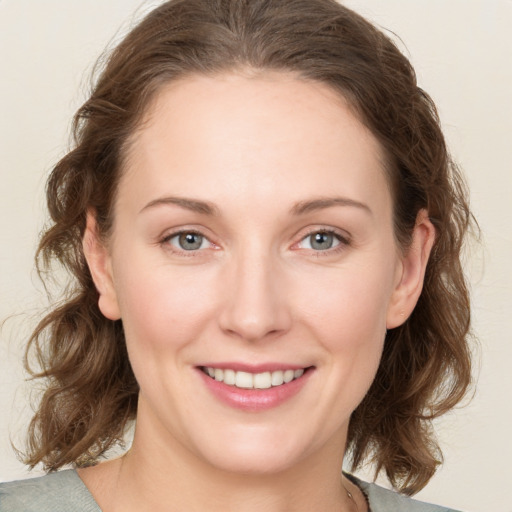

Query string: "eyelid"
[159, 228, 218, 256]
[293, 227, 351, 255]
[158, 226, 351, 257]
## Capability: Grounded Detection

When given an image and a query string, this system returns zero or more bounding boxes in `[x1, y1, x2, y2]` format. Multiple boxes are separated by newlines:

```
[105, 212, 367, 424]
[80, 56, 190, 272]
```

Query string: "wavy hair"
[23, 0, 474, 494]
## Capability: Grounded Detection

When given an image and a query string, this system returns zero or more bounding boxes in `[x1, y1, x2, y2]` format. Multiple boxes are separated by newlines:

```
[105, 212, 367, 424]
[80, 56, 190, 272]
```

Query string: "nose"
[218, 249, 292, 342]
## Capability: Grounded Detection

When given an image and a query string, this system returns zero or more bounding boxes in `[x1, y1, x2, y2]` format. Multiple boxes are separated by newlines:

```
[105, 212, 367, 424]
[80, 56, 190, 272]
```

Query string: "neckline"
[68, 469, 103, 511]
[343, 472, 372, 512]
[72, 467, 372, 512]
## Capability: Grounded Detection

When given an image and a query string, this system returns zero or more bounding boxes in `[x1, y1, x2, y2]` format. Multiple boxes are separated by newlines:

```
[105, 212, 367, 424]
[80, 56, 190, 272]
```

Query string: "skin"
[81, 71, 435, 512]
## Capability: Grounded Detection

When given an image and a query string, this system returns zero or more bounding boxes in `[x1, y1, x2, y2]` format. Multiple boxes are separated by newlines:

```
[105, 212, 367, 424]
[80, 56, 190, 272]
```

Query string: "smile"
[201, 367, 306, 389]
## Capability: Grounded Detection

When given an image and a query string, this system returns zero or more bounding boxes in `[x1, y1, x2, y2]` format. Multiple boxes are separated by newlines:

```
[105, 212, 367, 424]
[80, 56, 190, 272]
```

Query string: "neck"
[80, 399, 363, 512]
[120, 438, 350, 512]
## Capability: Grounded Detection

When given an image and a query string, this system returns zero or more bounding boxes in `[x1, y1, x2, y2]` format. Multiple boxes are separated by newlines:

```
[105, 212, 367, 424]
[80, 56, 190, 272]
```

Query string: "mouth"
[200, 366, 311, 390]
[197, 364, 315, 411]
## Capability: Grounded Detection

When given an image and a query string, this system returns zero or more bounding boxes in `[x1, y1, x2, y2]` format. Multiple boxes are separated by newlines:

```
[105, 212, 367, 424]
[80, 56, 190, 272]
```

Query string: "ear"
[386, 209, 436, 329]
[82, 210, 121, 321]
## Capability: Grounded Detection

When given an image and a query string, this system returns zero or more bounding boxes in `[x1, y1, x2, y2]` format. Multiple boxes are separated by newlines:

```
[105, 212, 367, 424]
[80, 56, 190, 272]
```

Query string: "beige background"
[1, 1, 511, 511]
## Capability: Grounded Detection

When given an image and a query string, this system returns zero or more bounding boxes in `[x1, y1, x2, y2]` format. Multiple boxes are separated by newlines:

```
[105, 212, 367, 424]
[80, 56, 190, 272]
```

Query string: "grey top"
[0, 469, 462, 511]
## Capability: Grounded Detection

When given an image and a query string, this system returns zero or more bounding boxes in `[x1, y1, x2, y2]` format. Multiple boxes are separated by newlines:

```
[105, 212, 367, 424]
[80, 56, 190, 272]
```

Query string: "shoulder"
[0, 469, 101, 512]
[349, 475, 463, 512]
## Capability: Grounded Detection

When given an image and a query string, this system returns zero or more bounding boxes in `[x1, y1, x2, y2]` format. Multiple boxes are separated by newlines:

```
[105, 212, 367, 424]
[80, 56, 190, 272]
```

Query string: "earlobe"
[82, 211, 121, 321]
[386, 209, 436, 329]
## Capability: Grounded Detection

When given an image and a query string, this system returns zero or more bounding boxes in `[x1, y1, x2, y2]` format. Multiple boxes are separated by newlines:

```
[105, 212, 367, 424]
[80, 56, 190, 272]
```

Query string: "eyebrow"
[140, 196, 220, 216]
[140, 195, 372, 216]
[290, 196, 372, 216]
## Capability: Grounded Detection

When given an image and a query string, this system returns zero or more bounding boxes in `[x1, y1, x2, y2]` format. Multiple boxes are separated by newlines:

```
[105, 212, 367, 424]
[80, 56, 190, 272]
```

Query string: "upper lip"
[197, 362, 312, 373]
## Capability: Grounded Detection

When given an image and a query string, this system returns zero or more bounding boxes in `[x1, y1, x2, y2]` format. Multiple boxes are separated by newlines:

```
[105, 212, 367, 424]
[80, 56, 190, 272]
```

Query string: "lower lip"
[197, 368, 313, 412]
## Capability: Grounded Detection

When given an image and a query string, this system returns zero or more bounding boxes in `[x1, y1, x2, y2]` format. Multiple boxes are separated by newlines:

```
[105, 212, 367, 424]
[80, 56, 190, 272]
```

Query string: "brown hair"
[24, 0, 474, 494]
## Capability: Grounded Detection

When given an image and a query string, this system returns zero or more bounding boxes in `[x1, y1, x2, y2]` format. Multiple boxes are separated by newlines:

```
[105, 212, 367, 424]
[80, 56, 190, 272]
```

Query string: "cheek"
[295, 263, 394, 347]
[114, 262, 218, 354]
[293, 260, 395, 400]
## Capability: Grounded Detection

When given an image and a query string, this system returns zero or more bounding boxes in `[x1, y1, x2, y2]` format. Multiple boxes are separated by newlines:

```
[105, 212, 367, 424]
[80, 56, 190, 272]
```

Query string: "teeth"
[283, 369, 294, 383]
[235, 371, 253, 389]
[271, 371, 284, 386]
[224, 369, 236, 385]
[203, 367, 307, 389]
[254, 372, 271, 389]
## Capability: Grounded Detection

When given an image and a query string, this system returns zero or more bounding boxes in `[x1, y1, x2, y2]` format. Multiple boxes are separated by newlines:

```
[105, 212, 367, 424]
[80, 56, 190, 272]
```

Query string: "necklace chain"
[345, 488, 360, 512]
[342, 476, 361, 512]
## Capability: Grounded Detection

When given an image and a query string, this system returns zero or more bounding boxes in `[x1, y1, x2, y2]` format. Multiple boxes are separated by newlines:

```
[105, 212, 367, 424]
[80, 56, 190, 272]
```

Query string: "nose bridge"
[218, 241, 291, 341]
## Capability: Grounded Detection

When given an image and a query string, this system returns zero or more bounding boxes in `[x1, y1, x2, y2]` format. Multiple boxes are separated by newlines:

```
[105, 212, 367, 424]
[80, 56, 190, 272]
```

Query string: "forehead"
[120, 71, 392, 218]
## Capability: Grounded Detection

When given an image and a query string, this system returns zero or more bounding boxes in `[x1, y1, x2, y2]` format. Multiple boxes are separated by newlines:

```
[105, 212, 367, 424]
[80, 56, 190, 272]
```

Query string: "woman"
[0, 0, 473, 510]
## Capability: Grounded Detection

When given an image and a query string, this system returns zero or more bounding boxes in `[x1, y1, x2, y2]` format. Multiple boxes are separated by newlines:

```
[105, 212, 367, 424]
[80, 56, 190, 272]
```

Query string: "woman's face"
[89, 71, 426, 474]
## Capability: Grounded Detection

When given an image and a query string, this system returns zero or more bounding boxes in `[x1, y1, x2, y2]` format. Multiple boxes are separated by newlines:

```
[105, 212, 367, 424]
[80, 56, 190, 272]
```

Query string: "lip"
[196, 365, 314, 412]
[197, 362, 309, 373]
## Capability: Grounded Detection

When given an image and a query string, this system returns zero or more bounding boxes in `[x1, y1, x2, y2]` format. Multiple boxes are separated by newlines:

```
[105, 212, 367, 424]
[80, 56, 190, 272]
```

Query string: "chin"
[189, 423, 322, 476]
[204, 447, 301, 476]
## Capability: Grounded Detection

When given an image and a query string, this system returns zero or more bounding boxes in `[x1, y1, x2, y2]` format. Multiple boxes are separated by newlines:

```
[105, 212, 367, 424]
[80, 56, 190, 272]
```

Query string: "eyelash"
[160, 229, 212, 258]
[159, 228, 350, 258]
[298, 228, 350, 257]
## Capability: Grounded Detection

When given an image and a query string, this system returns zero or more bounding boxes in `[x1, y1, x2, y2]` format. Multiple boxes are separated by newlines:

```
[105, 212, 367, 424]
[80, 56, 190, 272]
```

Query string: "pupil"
[179, 233, 203, 250]
[311, 232, 333, 250]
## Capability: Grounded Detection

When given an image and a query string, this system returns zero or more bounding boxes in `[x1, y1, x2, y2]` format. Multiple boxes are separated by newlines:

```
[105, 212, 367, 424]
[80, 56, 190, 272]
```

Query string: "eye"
[164, 231, 211, 251]
[297, 230, 347, 252]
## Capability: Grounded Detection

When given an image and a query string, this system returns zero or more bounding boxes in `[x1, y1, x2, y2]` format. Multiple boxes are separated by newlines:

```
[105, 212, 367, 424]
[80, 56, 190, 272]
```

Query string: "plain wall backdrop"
[1, 1, 511, 511]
